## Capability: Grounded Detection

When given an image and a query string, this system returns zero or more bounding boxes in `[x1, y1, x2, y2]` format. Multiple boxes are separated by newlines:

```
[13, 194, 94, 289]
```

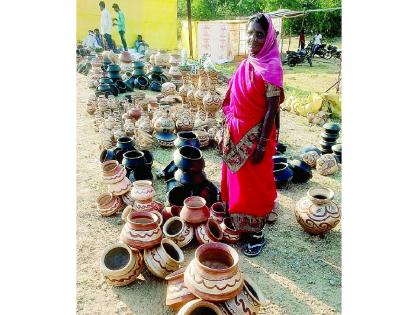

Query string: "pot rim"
[210, 202, 225, 215]
[194, 243, 238, 273]
[161, 238, 184, 264]
[123, 150, 145, 159]
[96, 193, 114, 208]
[177, 145, 203, 161]
[183, 196, 206, 209]
[307, 187, 334, 204]
[178, 299, 223, 315]
[176, 131, 198, 140]
[101, 160, 119, 173]
[163, 216, 185, 238]
[127, 211, 159, 228]
[273, 162, 288, 172]
[206, 218, 223, 240]
[100, 242, 136, 276]
[222, 217, 239, 233]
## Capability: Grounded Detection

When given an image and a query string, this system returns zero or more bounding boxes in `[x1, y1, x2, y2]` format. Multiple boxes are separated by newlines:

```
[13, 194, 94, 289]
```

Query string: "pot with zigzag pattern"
[144, 238, 184, 279]
[184, 243, 244, 302]
[194, 217, 223, 245]
[119, 211, 162, 249]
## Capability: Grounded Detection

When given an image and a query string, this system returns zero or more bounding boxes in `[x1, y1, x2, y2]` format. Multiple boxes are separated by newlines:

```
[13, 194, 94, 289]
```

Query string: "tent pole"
[187, 0, 193, 58]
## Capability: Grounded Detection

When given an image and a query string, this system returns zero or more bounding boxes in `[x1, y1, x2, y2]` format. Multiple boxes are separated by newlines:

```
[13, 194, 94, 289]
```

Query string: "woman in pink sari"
[220, 13, 285, 257]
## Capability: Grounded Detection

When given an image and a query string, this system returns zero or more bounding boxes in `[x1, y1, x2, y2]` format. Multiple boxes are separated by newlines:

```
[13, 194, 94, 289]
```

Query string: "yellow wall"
[181, 20, 198, 59]
[77, 0, 178, 51]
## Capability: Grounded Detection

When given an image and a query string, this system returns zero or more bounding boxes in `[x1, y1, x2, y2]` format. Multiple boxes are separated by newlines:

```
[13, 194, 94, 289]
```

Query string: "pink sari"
[220, 14, 283, 232]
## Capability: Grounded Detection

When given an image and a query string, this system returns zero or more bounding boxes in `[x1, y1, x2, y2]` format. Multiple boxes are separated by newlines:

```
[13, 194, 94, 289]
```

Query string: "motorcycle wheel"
[288, 59, 296, 67]
[324, 51, 333, 59]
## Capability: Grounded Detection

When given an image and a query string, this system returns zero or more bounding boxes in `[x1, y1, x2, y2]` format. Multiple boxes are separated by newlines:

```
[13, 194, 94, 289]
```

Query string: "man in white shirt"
[311, 32, 322, 57]
[99, 1, 114, 51]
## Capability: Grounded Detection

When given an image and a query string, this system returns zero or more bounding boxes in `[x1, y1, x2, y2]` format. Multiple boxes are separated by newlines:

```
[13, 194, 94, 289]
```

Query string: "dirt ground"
[76, 65, 342, 314]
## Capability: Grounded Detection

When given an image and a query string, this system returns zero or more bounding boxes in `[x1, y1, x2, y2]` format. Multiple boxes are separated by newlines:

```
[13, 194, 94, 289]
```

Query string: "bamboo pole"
[187, 0, 193, 58]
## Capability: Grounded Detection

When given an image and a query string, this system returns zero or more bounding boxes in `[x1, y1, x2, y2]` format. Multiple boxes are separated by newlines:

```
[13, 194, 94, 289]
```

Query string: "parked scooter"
[284, 49, 312, 67]
[325, 44, 341, 59]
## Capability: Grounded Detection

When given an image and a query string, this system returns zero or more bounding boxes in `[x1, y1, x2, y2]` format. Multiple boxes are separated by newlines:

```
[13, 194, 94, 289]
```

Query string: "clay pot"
[96, 193, 124, 216]
[316, 154, 339, 176]
[184, 243, 244, 302]
[178, 299, 223, 315]
[100, 243, 144, 286]
[174, 131, 200, 149]
[154, 109, 175, 133]
[108, 176, 132, 196]
[289, 159, 313, 183]
[119, 51, 133, 63]
[150, 80, 162, 92]
[165, 268, 196, 311]
[130, 180, 155, 203]
[192, 180, 220, 207]
[300, 145, 321, 156]
[301, 150, 320, 168]
[173, 146, 205, 172]
[273, 162, 294, 189]
[220, 218, 240, 244]
[128, 107, 142, 120]
[323, 122, 341, 135]
[209, 202, 226, 223]
[122, 150, 152, 181]
[101, 160, 126, 184]
[222, 274, 268, 314]
[163, 216, 194, 248]
[122, 190, 135, 207]
[167, 185, 193, 207]
[120, 211, 163, 249]
[163, 160, 178, 181]
[321, 132, 339, 143]
[180, 196, 210, 224]
[272, 153, 287, 165]
[176, 113, 194, 131]
[115, 136, 136, 162]
[162, 82, 177, 97]
[295, 187, 341, 235]
[174, 169, 207, 186]
[144, 238, 184, 279]
[195, 217, 223, 245]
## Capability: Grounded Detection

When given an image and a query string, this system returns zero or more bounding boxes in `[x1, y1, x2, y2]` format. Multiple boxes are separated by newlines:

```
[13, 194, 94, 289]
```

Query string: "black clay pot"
[192, 180, 220, 207]
[174, 169, 207, 186]
[163, 160, 178, 181]
[332, 144, 342, 155]
[132, 68, 146, 77]
[323, 122, 341, 135]
[106, 64, 121, 72]
[319, 139, 336, 150]
[151, 65, 163, 74]
[320, 147, 333, 155]
[173, 145, 205, 172]
[115, 80, 127, 93]
[320, 132, 339, 143]
[300, 145, 322, 156]
[134, 76, 150, 90]
[132, 61, 145, 69]
[108, 83, 119, 96]
[101, 60, 112, 71]
[150, 80, 162, 92]
[100, 148, 116, 163]
[273, 162, 294, 189]
[276, 142, 287, 154]
[122, 150, 152, 181]
[124, 76, 136, 91]
[288, 159, 312, 183]
[333, 153, 342, 164]
[99, 77, 114, 85]
[174, 131, 200, 149]
[165, 178, 181, 193]
[167, 185, 193, 207]
[272, 153, 288, 165]
[96, 84, 113, 97]
[115, 137, 135, 162]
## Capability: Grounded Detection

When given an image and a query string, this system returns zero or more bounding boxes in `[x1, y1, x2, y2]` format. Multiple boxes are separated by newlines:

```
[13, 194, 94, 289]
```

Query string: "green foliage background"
[177, 0, 341, 38]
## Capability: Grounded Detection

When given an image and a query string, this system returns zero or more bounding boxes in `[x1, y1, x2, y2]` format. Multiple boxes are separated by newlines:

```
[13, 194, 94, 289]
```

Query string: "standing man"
[112, 3, 127, 51]
[99, 1, 113, 51]
[298, 29, 305, 50]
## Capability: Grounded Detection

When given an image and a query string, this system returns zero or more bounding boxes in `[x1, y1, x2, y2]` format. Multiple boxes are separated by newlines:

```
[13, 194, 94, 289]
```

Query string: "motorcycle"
[306, 40, 328, 58]
[325, 44, 341, 59]
[284, 49, 312, 67]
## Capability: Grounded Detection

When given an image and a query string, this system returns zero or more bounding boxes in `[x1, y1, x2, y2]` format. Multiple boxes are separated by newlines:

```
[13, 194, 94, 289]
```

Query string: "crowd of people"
[80, 1, 149, 56]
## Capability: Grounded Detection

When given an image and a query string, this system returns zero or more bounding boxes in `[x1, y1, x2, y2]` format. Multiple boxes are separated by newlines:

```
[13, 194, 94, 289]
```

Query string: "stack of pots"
[319, 122, 341, 154]
[107, 64, 130, 94]
[131, 61, 150, 90]
[128, 180, 163, 214]
[100, 160, 132, 198]
[96, 76, 117, 98]
[168, 54, 182, 90]
[147, 66, 169, 92]
[164, 243, 268, 314]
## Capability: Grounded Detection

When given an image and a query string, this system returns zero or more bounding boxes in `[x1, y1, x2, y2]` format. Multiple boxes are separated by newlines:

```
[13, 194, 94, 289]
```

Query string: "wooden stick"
[187, 0, 193, 58]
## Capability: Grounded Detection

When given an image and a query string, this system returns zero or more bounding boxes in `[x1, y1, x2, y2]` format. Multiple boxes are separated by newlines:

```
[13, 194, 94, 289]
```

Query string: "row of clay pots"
[300, 145, 339, 176]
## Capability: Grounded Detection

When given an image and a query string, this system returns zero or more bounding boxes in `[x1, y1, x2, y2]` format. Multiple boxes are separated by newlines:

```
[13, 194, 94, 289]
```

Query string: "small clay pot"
[301, 151, 320, 168]
[130, 180, 155, 202]
[165, 268, 196, 311]
[162, 216, 194, 248]
[209, 202, 226, 223]
[323, 122, 341, 135]
[195, 217, 223, 245]
[321, 132, 339, 143]
[101, 160, 126, 184]
[144, 238, 184, 279]
[96, 193, 124, 216]
[107, 176, 132, 196]
[180, 196, 210, 224]
[100, 243, 144, 287]
[220, 218, 240, 244]
[316, 154, 339, 176]
[273, 162, 294, 189]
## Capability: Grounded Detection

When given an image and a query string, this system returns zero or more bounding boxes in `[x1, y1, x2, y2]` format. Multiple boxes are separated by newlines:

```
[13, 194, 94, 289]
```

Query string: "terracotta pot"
[144, 238, 184, 279]
[101, 160, 126, 184]
[316, 154, 339, 176]
[120, 210, 163, 249]
[96, 193, 124, 216]
[209, 202, 226, 223]
[165, 268, 196, 311]
[119, 51, 133, 63]
[162, 206, 182, 223]
[128, 107, 142, 120]
[184, 243, 244, 302]
[176, 112, 194, 131]
[134, 200, 164, 213]
[163, 216, 194, 248]
[301, 150, 320, 168]
[177, 299, 223, 315]
[100, 243, 144, 287]
[121, 190, 135, 207]
[130, 180, 155, 202]
[108, 176, 132, 196]
[295, 187, 341, 235]
[195, 218, 223, 245]
[220, 218, 240, 244]
[180, 196, 210, 224]
[222, 274, 269, 314]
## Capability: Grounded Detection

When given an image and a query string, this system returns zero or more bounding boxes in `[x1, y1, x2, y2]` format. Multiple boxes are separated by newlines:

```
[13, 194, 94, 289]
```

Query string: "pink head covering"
[247, 14, 283, 87]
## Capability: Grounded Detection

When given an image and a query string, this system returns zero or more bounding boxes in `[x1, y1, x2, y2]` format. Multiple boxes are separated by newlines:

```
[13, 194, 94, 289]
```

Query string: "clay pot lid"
[195, 242, 238, 273]
[307, 187, 334, 205]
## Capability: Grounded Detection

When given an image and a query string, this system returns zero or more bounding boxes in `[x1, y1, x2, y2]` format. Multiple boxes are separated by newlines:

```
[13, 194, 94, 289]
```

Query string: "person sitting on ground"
[134, 35, 149, 56]
[82, 30, 101, 50]
[94, 28, 103, 48]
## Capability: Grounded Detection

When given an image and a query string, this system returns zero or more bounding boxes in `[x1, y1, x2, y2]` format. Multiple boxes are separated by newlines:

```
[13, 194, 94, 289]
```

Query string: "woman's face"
[247, 21, 266, 56]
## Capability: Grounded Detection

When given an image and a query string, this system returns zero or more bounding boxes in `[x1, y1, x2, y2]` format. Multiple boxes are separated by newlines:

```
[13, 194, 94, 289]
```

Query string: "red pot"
[209, 202, 226, 223]
[162, 206, 182, 223]
[220, 218, 240, 244]
[195, 218, 223, 245]
[120, 211, 162, 249]
[129, 107, 142, 120]
[180, 196, 209, 224]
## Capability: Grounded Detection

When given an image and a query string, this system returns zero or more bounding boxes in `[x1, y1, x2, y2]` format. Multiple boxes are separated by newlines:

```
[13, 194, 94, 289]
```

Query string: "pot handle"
[121, 205, 133, 222]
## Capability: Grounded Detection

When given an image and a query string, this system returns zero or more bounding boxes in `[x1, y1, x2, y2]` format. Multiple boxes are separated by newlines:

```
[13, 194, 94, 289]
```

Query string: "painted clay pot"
[176, 113, 194, 131]
[174, 169, 207, 186]
[209, 202, 226, 223]
[165, 268, 196, 311]
[163, 216, 194, 248]
[180, 196, 210, 224]
[316, 154, 339, 176]
[222, 274, 269, 314]
[130, 180, 155, 203]
[144, 238, 184, 279]
[96, 193, 124, 216]
[301, 150, 320, 168]
[194, 130, 210, 148]
[119, 211, 162, 249]
[162, 82, 177, 97]
[128, 107, 142, 120]
[108, 176, 132, 196]
[100, 243, 144, 287]
[289, 159, 313, 183]
[174, 131, 200, 149]
[295, 187, 341, 235]
[122, 190, 136, 207]
[273, 162, 294, 189]
[195, 217, 223, 245]
[178, 299, 223, 315]
[184, 243, 244, 302]
[101, 160, 126, 184]
[220, 218, 240, 244]
[173, 146, 205, 172]
[162, 206, 182, 223]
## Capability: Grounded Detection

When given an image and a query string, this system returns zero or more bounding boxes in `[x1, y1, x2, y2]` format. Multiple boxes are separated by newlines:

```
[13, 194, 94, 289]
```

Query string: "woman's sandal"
[266, 200, 280, 224]
[243, 234, 267, 257]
